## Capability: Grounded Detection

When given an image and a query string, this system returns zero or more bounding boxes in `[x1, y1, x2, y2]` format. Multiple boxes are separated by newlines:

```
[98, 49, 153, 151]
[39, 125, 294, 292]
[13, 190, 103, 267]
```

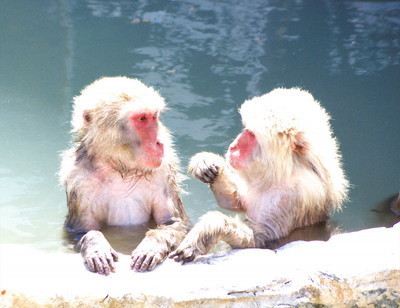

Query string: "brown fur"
[60, 77, 190, 274]
[170, 88, 349, 262]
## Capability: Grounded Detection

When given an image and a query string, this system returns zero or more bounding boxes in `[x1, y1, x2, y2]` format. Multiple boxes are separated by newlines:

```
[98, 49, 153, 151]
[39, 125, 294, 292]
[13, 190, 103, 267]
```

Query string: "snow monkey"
[60, 76, 190, 275]
[170, 88, 349, 263]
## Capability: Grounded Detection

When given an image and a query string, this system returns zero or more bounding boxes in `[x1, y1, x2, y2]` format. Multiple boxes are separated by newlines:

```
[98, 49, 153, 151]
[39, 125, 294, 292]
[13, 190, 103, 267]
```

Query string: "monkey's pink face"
[130, 112, 164, 168]
[228, 129, 257, 170]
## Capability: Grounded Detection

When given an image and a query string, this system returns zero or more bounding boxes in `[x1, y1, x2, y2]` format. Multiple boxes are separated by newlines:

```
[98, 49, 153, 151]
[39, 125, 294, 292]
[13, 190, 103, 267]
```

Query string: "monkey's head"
[71, 76, 169, 169]
[227, 88, 334, 180]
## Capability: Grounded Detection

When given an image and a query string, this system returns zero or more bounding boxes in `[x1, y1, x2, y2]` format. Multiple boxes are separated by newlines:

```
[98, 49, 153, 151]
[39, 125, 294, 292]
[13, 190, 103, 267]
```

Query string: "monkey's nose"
[155, 140, 164, 154]
[156, 140, 164, 149]
[229, 143, 238, 151]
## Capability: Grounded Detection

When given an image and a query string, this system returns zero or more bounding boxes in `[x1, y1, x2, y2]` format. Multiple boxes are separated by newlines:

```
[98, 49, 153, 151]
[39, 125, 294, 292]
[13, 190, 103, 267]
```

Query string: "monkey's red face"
[228, 129, 257, 170]
[130, 112, 164, 168]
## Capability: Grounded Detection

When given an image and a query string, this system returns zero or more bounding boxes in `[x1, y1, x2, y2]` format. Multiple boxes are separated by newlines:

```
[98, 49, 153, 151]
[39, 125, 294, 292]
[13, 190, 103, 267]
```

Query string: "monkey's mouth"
[142, 141, 164, 168]
[227, 129, 256, 170]
[228, 154, 245, 170]
[143, 157, 163, 168]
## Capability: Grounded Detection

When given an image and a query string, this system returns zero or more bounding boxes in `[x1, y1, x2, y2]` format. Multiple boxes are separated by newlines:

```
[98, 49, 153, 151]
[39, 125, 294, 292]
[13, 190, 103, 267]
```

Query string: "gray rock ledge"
[1, 222, 399, 307]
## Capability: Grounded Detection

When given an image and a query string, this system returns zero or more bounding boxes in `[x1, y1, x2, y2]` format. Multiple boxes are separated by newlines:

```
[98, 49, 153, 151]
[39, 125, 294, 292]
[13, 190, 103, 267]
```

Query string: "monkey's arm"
[65, 188, 119, 276]
[131, 197, 191, 272]
[189, 152, 244, 212]
[170, 211, 255, 263]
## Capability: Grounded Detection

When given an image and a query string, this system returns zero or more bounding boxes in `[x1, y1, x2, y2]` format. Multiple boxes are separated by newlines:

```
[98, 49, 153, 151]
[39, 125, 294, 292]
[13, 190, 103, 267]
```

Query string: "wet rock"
[390, 193, 400, 215]
[0, 222, 399, 307]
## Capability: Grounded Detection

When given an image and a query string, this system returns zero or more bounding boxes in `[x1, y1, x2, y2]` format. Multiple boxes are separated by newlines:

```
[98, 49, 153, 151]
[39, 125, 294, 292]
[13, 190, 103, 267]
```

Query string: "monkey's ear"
[83, 110, 92, 125]
[291, 132, 308, 156]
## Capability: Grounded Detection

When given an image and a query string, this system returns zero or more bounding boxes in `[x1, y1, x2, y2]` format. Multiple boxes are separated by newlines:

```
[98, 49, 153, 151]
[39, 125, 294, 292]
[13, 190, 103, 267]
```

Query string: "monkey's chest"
[93, 176, 155, 226]
[105, 198, 151, 226]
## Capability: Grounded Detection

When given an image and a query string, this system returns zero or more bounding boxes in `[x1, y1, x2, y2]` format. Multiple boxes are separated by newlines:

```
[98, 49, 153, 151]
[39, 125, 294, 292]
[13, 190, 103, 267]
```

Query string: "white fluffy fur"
[169, 88, 350, 261]
[238, 88, 348, 211]
[60, 76, 184, 227]
[60, 77, 190, 274]
[71, 76, 166, 133]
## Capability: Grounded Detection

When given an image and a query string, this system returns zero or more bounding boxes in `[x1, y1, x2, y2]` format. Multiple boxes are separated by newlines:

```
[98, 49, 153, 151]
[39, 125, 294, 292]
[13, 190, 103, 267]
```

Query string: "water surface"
[1, 0, 399, 252]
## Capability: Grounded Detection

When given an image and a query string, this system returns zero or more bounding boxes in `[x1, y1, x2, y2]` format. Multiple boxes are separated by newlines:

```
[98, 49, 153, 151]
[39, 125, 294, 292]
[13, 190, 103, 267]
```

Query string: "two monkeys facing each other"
[59, 76, 349, 275]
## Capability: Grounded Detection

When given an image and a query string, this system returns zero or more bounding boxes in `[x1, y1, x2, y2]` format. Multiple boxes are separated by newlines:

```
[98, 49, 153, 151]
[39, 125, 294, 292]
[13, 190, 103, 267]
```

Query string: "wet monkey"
[60, 77, 190, 275]
[171, 88, 349, 262]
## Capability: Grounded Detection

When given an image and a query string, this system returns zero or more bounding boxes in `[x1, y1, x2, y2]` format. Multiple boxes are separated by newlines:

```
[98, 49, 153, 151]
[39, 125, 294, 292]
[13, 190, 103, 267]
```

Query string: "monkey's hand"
[169, 244, 202, 264]
[131, 237, 167, 272]
[169, 224, 212, 264]
[78, 230, 119, 276]
[188, 152, 225, 184]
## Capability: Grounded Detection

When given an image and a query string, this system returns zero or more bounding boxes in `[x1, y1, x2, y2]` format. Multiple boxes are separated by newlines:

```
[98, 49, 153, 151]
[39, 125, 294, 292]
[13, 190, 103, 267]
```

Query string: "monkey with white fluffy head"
[60, 76, 190, 275]
[170, 88, 349, 262]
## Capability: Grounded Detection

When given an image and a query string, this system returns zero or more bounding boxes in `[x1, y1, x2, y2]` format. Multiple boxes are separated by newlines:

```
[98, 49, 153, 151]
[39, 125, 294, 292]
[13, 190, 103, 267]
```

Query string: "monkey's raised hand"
[188, 152, 225, 184]
[78, 230, 119, 276]
[131, 237, 167, 272]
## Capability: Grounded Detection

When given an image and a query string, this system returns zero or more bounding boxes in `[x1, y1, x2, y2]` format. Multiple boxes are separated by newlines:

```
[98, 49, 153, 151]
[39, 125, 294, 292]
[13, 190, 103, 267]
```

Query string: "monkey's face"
[228, 129, 258, 170]
[81, 106, 165, 170]
[129, 111, 164, 168]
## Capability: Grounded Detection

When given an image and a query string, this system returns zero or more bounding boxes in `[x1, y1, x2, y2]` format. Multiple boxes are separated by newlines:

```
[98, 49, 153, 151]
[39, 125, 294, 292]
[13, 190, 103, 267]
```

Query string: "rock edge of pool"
[1, 222, 399, 307]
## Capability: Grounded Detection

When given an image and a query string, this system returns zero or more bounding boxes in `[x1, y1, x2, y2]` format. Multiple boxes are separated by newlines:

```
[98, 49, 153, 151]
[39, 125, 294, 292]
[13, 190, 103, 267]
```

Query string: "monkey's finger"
[202, 159, 218, 176]
[169, 250, 184, 262]
[196, 171, 214, 184]
[93, 256, 105, 275]
[85, 258, 96, 273]
[168, 249, 180, 259]
[201, 177, 214, 184]
[103, 265, 111, 276]
[173, 254, 184, 262]
[181, 249, 196, 264]
[182, 254, 196, 264]
[203, 168, 217, 181]
[111, 249, 119, 262]
[106, 254, 117, 273]
[209, 164, 220, 177]
[194, 170, 209, 183]
[99, 255, 112, 276]
[131, 254, 146, 272]
[168, 250, 178, 258]
[147, 255, 160, 271]
[130, 255, 139, 269]
[173, 250, 191, 263]
[139, 255, 154, 272]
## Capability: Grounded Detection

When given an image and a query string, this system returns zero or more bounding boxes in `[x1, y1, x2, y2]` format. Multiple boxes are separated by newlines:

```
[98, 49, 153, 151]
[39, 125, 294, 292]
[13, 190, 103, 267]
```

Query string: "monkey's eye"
[130, 113, 153, 123]
[153, 112, 157, 120]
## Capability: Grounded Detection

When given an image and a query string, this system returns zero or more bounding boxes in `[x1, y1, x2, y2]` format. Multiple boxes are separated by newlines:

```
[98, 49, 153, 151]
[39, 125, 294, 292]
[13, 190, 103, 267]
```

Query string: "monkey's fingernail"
[103, 266, 110, 275]
[112, 252, 119, 261]
[210, 165, 219, 176]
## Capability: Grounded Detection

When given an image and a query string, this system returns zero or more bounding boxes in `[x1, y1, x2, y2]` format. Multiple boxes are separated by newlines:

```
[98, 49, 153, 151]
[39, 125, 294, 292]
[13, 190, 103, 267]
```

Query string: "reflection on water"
[326, 1, 400, 75]
[0, 0, 399, 253]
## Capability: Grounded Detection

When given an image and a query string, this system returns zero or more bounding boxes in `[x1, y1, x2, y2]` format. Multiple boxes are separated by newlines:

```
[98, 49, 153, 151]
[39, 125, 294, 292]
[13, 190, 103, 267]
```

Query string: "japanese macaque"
[170, 88, 349, 263]
[60, 76, 190, 275]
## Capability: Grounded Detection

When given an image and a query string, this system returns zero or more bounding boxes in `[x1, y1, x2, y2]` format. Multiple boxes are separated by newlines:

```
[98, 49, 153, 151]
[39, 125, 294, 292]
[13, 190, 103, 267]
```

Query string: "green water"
[1, 0, 399, 252]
